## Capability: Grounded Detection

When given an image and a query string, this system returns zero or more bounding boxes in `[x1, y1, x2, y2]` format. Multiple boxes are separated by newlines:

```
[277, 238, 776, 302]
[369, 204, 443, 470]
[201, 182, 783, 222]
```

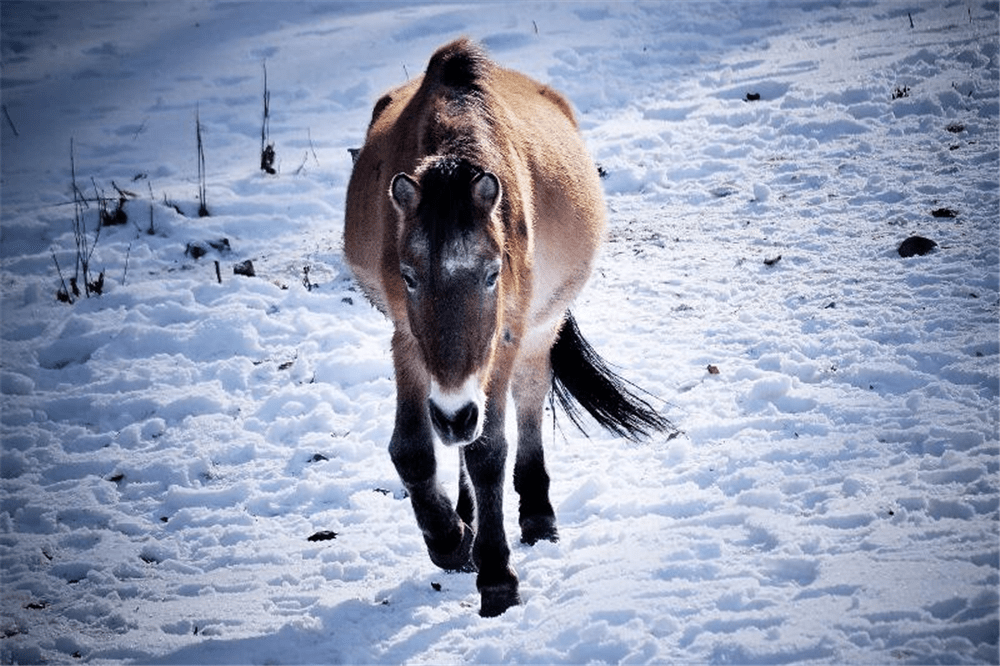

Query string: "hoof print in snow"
[233, 259, 256, 277]
[307, 530, 338, 542]
[897, 236, 938, 258]
[185, 238, 231, 259]
[930, 207, 957, 218]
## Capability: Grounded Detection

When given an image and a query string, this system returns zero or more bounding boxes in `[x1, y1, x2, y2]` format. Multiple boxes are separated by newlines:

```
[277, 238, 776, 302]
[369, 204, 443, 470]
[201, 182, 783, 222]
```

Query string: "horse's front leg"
[464, 395, 520, 617]
[389, 332, 474, 572]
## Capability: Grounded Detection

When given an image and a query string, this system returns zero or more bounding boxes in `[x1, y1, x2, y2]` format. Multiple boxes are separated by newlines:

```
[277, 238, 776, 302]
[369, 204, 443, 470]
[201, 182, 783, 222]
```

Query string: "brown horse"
[344, 38, 668, 617]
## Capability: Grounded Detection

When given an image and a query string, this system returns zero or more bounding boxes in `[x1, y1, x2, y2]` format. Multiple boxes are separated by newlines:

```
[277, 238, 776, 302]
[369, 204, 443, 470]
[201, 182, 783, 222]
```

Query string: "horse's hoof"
[427, 522, 476, 572]
[520, 515, 558, 545]
[478, 571, 521, 617]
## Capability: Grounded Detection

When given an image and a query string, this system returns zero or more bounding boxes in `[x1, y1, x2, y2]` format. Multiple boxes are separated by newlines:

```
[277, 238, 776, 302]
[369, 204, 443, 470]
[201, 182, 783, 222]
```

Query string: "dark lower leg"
[390, 426, 473, 572]
[403, 476, 475, 572]
[463, 426, 519, 617]
[514, 417, 558, 545]
[512, 351, 559, 545]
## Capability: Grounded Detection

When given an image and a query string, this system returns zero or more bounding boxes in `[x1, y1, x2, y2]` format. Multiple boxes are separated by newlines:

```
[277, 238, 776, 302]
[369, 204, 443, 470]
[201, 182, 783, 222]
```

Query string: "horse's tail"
[549, 312, 671, 442]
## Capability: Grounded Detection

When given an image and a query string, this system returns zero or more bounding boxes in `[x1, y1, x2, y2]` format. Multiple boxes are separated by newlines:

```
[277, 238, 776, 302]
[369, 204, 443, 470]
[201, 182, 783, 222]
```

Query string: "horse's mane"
[415, 156, 483, 252]
[425, 38, 489, 94]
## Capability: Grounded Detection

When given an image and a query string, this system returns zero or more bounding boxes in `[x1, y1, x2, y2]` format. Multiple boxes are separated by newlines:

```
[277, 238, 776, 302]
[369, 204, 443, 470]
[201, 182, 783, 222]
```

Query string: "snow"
[1, 1, 998, 664]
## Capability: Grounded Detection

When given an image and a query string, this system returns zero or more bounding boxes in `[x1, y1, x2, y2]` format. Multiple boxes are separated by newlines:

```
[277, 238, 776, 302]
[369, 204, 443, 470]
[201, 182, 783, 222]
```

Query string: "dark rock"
[931, 207, 957, 218]
[234, 259, 256, 277]
[185, 238, 231, 259]
[307, 530, 338, 542]
[898, 236, 938, 257]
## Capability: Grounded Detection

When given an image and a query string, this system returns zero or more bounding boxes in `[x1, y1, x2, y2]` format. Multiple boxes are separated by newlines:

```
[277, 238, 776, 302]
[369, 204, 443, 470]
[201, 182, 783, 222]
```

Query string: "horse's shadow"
[138, 574, 480, 665]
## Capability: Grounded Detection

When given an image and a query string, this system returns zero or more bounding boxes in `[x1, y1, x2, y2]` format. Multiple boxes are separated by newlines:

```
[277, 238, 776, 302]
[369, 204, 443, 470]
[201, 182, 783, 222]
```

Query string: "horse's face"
[390, 163, 503, 445]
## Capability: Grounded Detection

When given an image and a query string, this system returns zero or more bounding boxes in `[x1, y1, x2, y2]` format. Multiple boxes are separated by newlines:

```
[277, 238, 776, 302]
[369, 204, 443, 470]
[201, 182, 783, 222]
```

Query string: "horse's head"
[390, 157, 504, 446]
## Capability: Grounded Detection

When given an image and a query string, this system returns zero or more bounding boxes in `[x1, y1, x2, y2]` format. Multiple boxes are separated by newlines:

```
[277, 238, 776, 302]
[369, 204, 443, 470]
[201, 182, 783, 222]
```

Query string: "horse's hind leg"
[512, 344, 559, 545]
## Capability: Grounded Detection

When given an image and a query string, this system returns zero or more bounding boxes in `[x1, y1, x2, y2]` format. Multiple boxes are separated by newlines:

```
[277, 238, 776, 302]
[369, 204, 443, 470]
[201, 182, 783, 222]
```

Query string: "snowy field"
[1, 1, 998, 663]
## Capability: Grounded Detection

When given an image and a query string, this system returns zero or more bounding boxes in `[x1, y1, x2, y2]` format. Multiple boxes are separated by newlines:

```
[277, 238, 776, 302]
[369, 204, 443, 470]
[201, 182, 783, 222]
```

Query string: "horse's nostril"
[428, 399, 479, 444]
[455, 402, 477, 432]
[428, 400, 447, 433]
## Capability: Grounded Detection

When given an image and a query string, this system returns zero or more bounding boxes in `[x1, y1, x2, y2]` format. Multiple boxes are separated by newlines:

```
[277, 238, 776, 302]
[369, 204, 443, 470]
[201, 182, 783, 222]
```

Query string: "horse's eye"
[400, 266, 418, 292]
[484, 263, 500, 290]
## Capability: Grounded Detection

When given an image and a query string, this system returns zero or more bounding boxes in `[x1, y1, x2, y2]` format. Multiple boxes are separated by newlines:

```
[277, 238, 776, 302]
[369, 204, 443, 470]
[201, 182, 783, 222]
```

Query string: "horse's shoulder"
[489, 68, 578, 129]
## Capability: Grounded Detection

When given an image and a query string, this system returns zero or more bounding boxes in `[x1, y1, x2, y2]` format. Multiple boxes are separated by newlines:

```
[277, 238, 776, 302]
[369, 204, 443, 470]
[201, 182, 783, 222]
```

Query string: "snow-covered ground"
[1, 1, 998, 663]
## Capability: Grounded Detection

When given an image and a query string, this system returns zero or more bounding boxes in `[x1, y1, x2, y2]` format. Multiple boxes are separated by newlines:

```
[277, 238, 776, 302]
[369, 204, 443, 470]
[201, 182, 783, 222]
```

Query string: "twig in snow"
[99, 179, 129, 226]
[260, 60, 276, 175]
[2, 104, 18, 136]
[69, 140, 103, 297]
[294, 128, 321, 175]
[122, 243, 132, 286]
[147, 182, 156, 235]
[162, 193, 184, 216]
[52, 250, 73, 303]
[132, 117, 148, 140]
[196, 107, 210, 217]
[307, 128, 319, 163]
[302, 266, 318, 292]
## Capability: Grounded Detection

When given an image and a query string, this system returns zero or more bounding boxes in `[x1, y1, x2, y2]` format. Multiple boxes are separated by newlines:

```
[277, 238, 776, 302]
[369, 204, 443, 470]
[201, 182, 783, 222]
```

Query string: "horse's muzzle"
[429, 399, 480, 445]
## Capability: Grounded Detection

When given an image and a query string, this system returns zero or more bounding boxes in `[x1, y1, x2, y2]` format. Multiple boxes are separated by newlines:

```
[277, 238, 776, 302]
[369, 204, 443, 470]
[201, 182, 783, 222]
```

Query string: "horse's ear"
[472, 171, 500, 215]
[390, 173, 420, 217]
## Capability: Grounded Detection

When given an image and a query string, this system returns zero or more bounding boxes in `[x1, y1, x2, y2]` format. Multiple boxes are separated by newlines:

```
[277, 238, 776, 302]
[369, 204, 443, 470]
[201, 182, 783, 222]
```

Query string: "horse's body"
[344, 39, 666, 617]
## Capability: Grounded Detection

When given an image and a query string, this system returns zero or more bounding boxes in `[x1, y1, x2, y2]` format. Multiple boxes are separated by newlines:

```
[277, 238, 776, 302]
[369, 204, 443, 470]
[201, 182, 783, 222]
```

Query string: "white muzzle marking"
[429, 375, 485, 446]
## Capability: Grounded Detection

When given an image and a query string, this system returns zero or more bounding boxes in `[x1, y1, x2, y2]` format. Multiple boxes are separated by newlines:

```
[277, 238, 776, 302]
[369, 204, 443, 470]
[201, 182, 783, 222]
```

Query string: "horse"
[343, 38, 669, 617]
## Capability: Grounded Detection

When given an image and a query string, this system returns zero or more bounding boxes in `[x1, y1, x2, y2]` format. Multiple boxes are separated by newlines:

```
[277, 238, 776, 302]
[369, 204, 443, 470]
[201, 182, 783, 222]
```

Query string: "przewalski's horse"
[344, 38, 668, 617]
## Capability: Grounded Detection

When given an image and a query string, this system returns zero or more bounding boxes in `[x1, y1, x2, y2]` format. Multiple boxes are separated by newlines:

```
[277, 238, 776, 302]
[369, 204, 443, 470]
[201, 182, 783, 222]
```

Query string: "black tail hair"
[550, 312, 672, 441]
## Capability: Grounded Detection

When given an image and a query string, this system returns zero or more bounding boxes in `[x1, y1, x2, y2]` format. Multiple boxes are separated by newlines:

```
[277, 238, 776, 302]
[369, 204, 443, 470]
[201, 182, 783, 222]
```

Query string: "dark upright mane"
[417, 157, 483, 256]
[425, 38, 489, 94]
[417, 39, 494, 158]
